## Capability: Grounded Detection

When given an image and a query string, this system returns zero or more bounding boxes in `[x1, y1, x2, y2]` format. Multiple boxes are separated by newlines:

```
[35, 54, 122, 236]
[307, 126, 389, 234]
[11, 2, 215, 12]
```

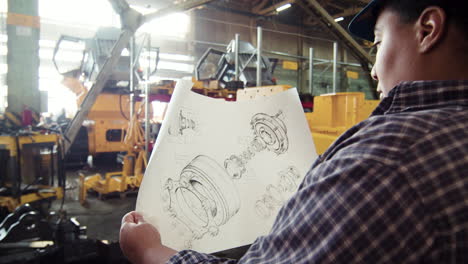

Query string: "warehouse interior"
[0, 0, 382, 263]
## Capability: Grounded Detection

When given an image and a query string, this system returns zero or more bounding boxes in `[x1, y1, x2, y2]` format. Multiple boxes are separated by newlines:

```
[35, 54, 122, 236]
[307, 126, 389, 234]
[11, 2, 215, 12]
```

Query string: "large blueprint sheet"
[137, 80, 317, 253]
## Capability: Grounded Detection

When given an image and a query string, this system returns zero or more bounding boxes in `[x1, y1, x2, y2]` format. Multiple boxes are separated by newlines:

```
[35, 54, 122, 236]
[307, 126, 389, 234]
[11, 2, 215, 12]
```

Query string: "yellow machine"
[79, 106, 148, 204]
[53, 28, 154, 166]
[61, 76, 144, 165]
[0, 134, 64, 213]
[306, 92, 380, 154]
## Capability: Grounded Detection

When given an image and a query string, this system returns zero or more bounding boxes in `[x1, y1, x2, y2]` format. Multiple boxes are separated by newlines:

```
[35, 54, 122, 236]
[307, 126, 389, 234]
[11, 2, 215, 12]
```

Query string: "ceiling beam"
[257, 0, 295, 16]
[304, 5, 361, 27]
[332, 6, 361, 18]
[325, 2, 345, 11]
[252, 0, 270, 13]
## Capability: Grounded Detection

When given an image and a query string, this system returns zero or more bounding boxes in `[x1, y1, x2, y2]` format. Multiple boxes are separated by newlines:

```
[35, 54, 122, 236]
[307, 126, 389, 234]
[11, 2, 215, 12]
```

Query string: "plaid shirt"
[168, 80, 468, 264]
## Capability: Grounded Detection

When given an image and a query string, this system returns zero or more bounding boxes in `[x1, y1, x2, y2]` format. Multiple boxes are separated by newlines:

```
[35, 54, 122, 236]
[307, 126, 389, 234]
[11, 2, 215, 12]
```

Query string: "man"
[120, 0, 468, 263]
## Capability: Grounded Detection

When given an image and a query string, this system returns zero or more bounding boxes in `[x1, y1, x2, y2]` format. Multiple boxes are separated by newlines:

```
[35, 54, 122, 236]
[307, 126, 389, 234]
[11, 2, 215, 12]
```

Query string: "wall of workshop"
[191, 7, 376, 99]
[192, 8, 306, 90]
[0, 3, 376, 116]
[301, 40, 375, 99]
[0, 10, 6, 112]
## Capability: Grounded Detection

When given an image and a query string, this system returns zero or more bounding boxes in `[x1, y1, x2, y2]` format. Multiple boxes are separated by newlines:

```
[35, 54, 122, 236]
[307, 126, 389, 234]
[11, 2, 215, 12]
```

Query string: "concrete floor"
[51, 167, 137, 242]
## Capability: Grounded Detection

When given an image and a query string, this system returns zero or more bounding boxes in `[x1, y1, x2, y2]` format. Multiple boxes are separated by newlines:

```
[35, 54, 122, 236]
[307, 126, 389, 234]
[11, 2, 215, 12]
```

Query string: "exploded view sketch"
[255, 166, 301, 218]
[162, 111, 293, 246]
[162, 155, 240, 248]
[168, 109, 197, 136]
[225, 111, 288, 179]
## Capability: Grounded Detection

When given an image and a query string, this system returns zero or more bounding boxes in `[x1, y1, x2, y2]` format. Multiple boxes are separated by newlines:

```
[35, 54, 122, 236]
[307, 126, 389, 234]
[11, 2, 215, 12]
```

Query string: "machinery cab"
[51, 28, 160, 166]
[52, 27, 145, 91]
[195, 40, 278, 89]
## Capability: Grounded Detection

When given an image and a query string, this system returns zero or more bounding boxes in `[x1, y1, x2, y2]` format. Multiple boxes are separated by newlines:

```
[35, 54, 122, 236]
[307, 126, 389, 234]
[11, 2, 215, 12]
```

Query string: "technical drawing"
[251, 111, 288, 154]
[168, 109, 197, 136]
[224, 111, 289, 179]
[162, 110, 290, 243]
[255, 166, 301, 219]
[162, 155, 240, 243]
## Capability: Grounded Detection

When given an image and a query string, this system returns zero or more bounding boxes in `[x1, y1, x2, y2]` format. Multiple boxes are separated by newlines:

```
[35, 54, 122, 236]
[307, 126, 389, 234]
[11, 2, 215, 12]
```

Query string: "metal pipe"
[256, 27, 262, 87]
[195, 16, 336, 43]
[262, 50, 361, 67]
[309, 47, 314, 95]
[129, 36, 135, 118]
[145, 34, 151, 158]
[317, 58, 360, 67]
[333, 41, 338, 93]
[143, 0, 216, 24]
[234, 33, 240, 81]
[240, 54, 256, 73]
[313, 61, 330, 66]
[191, 40, 362, 67]
[318, 64, 332, 80]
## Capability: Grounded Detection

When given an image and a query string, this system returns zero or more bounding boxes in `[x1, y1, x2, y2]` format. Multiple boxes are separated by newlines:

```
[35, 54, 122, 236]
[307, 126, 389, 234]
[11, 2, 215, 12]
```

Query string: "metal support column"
[145, 35, 151, 158]
[309, 47, 314, 95]
[6, 0, 40, 114]
[234, 34, 240, 81]
[298, 0, 378, 98]
[333, 42, 338, 93]
[297, 36, 304, 93]
[256, 27, 262, 87]
[129, 36, 135, 118]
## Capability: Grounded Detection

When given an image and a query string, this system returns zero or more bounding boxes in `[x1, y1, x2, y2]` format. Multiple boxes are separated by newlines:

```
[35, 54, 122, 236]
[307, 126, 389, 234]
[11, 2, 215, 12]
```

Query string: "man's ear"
[416, 6, 447, 53]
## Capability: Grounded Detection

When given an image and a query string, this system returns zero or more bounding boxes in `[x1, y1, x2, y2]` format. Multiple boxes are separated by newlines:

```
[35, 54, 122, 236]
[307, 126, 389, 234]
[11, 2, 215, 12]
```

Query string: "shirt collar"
[372, 80, 468, 115]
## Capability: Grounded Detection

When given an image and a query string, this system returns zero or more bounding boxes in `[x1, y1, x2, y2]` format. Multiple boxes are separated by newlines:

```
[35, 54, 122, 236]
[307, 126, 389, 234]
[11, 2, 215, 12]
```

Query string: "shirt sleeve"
[167, 155, 434, 264]
[168, 250, 237, 264]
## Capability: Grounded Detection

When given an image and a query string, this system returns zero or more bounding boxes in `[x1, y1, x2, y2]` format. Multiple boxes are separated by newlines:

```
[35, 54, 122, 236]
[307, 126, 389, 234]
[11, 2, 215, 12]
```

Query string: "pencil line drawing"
[251, 111, 288, 155]
[225, 110, 288, 179]
[162, 155, 240, 246]
[162, 111, 289, 246]
[255, 166, 301, 219]
[168, 109, 197, 136]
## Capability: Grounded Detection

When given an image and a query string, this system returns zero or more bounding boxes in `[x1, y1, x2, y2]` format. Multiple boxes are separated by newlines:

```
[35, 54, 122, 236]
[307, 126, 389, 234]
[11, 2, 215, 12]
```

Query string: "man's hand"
[120, 211, 177, 264]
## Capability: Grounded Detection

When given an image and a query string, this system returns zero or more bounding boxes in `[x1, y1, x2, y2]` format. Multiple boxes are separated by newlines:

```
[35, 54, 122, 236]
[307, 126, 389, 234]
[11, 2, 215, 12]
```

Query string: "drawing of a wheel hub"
[164, 155, 240, 240]
[224, 111, 289, 179]
[251, 111, 288, 155]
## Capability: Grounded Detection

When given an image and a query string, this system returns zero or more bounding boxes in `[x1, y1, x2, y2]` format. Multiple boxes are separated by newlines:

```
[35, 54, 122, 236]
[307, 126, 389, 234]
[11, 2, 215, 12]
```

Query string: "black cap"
[348, 0, 386, 42]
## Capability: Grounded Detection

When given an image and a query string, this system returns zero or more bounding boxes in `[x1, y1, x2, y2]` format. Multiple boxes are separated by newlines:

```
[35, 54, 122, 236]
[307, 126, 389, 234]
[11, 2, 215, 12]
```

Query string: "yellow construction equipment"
[0, 134, 64, 213]
[60, 75, 143, 165]
[79, 105, 148, 204]
[305, 92, 380, 154]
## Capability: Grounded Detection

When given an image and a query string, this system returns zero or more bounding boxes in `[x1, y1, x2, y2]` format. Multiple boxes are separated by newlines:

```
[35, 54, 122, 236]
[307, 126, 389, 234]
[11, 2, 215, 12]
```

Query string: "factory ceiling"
[124, 0, 373, 45]
[127, 0, 370, 30]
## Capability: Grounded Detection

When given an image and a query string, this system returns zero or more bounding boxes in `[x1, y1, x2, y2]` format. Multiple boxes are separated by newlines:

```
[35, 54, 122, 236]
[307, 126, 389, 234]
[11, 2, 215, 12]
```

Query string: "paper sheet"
[136, 80, 317, 253]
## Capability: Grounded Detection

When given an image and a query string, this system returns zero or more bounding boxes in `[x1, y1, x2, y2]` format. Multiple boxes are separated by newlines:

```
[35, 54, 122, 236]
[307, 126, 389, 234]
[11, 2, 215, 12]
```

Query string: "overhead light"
[276, 3, 292, 13]
[334, 17, 344, 22]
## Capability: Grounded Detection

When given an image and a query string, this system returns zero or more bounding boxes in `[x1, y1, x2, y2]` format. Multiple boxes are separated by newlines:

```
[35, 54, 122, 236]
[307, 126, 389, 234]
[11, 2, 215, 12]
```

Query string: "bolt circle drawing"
[251, 112, 288, 155]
